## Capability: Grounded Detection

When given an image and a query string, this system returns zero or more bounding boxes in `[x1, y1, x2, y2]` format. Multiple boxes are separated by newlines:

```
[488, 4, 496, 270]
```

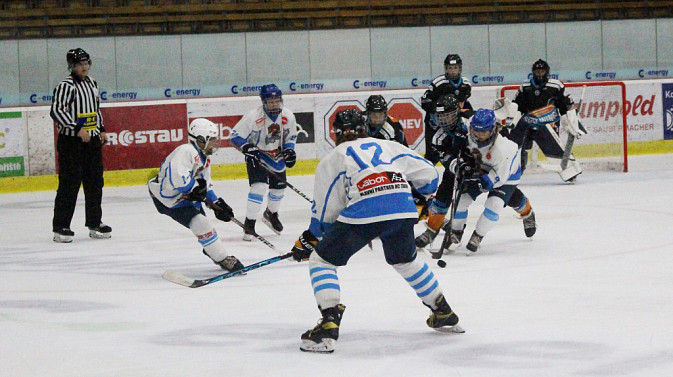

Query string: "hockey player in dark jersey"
[363, 95, 408, 146]
[498, 59, 584, 182]
[415, 95, 537, 251]
[420, 54, 475, 165]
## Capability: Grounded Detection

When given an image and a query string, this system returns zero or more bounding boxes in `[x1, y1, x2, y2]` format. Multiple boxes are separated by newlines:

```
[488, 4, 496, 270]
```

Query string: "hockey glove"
[184, 178, 208, 202]
[449, 158, 473, 177]
[242, 143, 260, 168]
[282, 148, 297, 168]
[291, 230, 318, 262]
[212, 198, 234, 222]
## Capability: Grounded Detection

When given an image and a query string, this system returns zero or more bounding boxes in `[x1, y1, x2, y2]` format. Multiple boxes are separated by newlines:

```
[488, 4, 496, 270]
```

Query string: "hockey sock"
[245, 182, 267, 220]
[427, 199, 448, 231]
[393, 256, 442, 308]
[514, 197, 532, 217]
[451, 193, 473, 232]
[266, 188, 285, 213]
[308, 252, 341, 310]
[189, 215, 228, 262]
[474, 196, 506, 237]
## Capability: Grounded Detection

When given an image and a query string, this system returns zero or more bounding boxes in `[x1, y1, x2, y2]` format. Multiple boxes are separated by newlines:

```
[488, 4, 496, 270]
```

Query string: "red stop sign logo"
[323, 101, 364, 148]
[387, 99, 424, 150]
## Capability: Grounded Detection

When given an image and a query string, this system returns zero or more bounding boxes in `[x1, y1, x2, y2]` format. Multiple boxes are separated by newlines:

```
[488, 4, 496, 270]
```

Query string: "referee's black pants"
[52, 135, 104, 231]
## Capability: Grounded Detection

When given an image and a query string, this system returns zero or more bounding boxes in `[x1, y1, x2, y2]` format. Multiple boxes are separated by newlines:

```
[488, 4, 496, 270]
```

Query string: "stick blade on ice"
[162, 269, 197, 288]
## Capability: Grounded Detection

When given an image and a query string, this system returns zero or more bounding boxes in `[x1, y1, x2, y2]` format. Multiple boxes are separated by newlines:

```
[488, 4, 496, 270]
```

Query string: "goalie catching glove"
[183, 178, 208, 202]
[291, 230, 318, 262]
[562, 108, 587, 138]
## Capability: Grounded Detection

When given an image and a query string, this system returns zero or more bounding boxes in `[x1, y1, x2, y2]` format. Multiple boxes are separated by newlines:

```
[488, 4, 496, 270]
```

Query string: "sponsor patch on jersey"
[282, 116, 288, 125]
[255, 117, 266, 126]
[356, 171, 408, 197]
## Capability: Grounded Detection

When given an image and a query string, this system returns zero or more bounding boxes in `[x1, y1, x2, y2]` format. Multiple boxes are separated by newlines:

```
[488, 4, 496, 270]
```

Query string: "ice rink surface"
[1, 154, 673, 377]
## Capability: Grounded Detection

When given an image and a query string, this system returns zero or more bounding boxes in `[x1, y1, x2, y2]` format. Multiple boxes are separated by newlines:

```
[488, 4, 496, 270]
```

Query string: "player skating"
[290, 109, 463, 353]
[230, 84, 298, 240]
[148, 118, 244, 272]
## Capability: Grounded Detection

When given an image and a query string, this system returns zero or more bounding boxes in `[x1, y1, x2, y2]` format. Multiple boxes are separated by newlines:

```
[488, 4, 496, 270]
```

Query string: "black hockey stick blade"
[162, 252, 294, 288]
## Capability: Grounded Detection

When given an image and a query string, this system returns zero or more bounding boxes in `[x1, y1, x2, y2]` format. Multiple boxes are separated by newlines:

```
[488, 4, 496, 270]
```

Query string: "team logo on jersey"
[534, 90, 540, 96]
[268, 123, 280, 137]
[454, 89, 460, 95]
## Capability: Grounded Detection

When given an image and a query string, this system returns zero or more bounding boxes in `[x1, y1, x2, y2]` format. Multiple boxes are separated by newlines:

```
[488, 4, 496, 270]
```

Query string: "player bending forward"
[148, 118, 244, 272]
[290, 109, 464, 354]
[446, 109, 522, 252]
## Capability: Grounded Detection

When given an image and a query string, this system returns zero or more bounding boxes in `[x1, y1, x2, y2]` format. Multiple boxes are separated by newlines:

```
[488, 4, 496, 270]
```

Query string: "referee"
[51, 48, 111, 243]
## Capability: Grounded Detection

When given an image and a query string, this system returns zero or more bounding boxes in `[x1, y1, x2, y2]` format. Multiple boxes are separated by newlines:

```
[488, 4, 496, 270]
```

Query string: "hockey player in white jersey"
[290, 109, 463, 354]
[446, 109, 522, 252]
[148, 118, 244, 272]
[230, 84, 298, 240]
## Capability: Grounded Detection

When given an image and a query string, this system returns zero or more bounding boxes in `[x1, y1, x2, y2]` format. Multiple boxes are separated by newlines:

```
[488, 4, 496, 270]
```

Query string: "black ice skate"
[300, 304, 346, 353]
[415, 228, 439, 249]
[242, 218, 257, 241]
[217, 256, 245, 272]
[88, 223, 112, 239]
[262, 209, 283, 234]
[522, 210, 537, 238]
[53, 227, 74, 243]
[426, 294, 464, 333]
[466, 231, 483, 252]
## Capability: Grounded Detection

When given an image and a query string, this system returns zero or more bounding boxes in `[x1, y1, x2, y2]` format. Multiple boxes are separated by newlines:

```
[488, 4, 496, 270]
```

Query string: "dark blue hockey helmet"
[260, 84, 283, 117]
[469, 109, 497, 147]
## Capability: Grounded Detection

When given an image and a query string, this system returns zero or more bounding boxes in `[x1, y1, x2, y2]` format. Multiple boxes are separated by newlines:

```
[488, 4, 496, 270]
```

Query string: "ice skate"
[242, 218, 257, 241]
[53, 227, 74, 243]
[415, 228, 439, 249]
[217, 256, 245, 272]
[522, 210, 536, 238]
[466, 231, 483, 252]
[300, 304, 346, 353]
[262, 209, 283, 234]
[426, 294, 464, 333]
[88, 223, 112, 239]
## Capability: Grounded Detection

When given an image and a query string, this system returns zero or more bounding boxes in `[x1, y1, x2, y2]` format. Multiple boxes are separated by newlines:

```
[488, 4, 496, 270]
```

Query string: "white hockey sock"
[266, 188, 285, 213]
[308, 252, 340, 310]
[189, 215, 228, 262]
[245, 182, 267, 220]
[393, 257, 442, 308]
[451, 193, 473, 232]
[474, 196, 505, 237]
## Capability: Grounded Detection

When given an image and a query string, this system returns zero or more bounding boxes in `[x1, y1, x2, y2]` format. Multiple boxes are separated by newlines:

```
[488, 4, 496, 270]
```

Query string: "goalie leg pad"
[559, 158, 582, 182]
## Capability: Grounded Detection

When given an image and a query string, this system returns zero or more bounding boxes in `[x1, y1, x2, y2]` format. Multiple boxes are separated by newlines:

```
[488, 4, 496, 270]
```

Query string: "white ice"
[1, 154, 673, 377]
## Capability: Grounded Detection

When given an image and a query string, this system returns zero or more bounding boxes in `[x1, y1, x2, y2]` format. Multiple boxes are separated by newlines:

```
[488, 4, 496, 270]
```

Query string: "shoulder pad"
[460, 77, 472, 87]
[546, 79, 564, 90]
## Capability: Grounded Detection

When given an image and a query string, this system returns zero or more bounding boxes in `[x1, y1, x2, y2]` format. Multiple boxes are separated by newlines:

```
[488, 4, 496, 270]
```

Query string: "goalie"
[495, 59, 586, 182]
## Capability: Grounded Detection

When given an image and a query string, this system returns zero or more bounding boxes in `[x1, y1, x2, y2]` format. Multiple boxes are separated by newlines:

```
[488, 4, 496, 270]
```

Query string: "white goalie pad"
[559, 158, 582, 182]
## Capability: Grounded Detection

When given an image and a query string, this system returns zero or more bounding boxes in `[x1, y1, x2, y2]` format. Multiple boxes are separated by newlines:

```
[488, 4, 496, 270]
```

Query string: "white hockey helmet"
[188, 118, 220, 156]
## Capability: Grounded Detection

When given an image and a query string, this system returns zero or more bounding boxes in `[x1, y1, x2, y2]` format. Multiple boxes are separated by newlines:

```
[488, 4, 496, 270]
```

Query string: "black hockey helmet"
[444, 54, 462, 80]
[435, 95, 460, 130]
[365, 95, 388, 130]
[66, 48, 91, 70]
[333, 109, 366, 144]
[532, 59, 550, 85]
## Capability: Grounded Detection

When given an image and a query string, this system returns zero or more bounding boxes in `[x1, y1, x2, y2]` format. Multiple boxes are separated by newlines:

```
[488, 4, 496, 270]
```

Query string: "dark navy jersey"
[513, 78, 573, 116]
[421, 75, 474, 119]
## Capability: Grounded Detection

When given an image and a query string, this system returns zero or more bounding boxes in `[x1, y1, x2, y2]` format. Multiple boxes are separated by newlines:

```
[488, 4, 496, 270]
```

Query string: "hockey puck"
[437, 260, 447, 268]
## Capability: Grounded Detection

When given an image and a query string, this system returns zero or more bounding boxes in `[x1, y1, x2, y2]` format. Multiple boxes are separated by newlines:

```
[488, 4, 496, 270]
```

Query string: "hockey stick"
[162, 252, 294, 288]
[561, 85, 587, 170]
[205, 198, 279, 253]
[239, 147, 313, 203]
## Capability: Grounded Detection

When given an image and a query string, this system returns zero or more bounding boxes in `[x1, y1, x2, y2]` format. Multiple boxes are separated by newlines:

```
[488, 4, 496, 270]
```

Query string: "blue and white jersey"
[468, 134, 521, 189]
[230, 106, 298, 173]
[148, 142, 217, 209]
[309, 137, 439, 238]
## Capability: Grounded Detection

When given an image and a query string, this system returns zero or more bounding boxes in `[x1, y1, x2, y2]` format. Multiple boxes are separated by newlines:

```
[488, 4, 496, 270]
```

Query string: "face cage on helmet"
[437, 109, 459, 130]
[367, 110, 387, 129]
[191, 134, 220, 156]
[445, 64, 462, 81]
[469, 127, 497, 148]
[263, 96, 283, 118]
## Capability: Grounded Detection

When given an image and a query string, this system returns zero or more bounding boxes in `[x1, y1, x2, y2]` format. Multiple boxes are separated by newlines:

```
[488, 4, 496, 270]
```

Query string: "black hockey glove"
[291, 230, 318, 262]
[242, 143, 260, 168]
[212, 198, 234, 222]
[282, 148, 297, 168]
[184, 178, 207, 202]
[462, 173, 484, 192]
[448, 158, 473, 177]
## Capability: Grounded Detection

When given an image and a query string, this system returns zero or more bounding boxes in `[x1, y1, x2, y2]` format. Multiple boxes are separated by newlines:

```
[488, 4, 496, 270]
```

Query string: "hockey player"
[363, 94, 408, 146]
[415, 96, 537, 249]
[148, 118, 244, 272]
[290, 109, 463, 353]
[420, 54, 475, 164]
[446, 109, 522, 252]
[497, 59, 585, 182]
[230, 84, 298, 240]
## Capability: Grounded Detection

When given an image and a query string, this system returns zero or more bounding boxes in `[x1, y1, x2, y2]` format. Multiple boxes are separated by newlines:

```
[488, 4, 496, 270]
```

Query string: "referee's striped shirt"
[50, 75, 105, 137]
